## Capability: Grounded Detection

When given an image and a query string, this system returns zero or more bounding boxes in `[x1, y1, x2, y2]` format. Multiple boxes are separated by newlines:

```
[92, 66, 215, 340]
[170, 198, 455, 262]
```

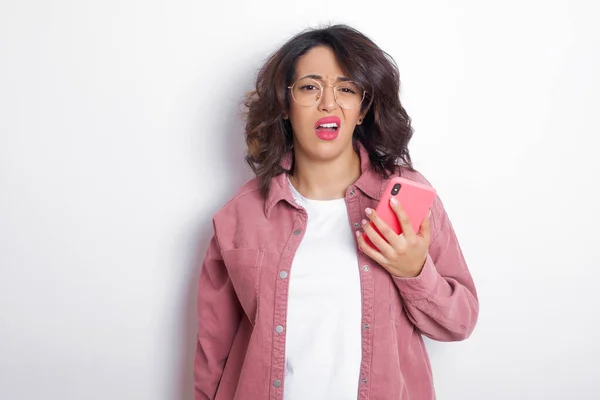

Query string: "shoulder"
[210, 176, 285, 250]
[213, 177, 265, 224]
[398, 167, 434, 187]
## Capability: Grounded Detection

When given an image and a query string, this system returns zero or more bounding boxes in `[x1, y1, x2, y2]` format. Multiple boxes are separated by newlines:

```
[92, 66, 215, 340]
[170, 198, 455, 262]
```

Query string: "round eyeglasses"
[287, 78, 366, 109]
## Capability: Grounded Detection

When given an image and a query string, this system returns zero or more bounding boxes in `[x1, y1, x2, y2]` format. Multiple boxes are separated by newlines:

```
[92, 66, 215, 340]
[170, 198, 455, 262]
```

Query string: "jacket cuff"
[392, 254, 439, 301]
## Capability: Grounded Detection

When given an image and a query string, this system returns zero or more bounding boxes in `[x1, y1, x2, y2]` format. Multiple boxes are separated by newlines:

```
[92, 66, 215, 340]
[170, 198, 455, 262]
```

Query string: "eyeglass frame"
[287, 77, 367, 110]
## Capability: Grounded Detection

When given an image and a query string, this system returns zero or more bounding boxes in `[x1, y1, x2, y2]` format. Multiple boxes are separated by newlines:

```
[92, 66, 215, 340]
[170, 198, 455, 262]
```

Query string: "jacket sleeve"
[194, 231, 243, 399]
[393, 194, 479, 341]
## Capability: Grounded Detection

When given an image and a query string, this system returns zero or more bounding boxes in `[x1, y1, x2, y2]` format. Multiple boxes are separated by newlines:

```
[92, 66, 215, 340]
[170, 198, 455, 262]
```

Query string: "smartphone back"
[367, 177, 436, 245]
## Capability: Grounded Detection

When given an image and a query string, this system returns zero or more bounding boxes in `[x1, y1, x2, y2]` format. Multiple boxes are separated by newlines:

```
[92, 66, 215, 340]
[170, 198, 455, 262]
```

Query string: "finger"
[356, 231, 389, 266]
[361, 217, 395, 258]
[418, 212, 431, 242]
[364, 208, 401, 248]
[390, 197, 416, 239]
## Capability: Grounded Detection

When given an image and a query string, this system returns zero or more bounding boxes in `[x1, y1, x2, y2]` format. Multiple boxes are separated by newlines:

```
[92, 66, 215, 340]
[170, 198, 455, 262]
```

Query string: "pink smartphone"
[364, 177, 437, 248]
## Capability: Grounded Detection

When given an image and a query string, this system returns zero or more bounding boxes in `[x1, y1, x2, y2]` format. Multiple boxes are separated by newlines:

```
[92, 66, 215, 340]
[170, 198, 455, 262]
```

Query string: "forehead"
[294, 46, 346, 80]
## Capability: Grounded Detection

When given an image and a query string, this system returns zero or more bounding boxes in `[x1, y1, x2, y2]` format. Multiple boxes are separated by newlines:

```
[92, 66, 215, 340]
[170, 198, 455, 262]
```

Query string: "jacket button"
[279, 271, 288, 279]
[274, 379, 282, 388]
[293, 229, 302, 236]
[362, 265, 370, 271]
[275, 325, 284, 333]
[362, 378, 367, 384]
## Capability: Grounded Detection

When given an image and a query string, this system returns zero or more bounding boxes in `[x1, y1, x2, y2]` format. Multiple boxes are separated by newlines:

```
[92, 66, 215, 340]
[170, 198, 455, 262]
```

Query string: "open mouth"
[316, 122, 339, 132]
[314, 116, 341, 140]
[314, 116, 341, 132]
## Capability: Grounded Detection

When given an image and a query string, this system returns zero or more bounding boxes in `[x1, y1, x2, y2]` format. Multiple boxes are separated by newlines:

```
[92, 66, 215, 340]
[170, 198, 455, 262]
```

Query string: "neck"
[289, 146, 361, 200]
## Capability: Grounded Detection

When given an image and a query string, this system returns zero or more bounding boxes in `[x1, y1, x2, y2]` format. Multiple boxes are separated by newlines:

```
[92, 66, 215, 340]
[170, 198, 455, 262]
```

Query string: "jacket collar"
[263, 141, 385, 218]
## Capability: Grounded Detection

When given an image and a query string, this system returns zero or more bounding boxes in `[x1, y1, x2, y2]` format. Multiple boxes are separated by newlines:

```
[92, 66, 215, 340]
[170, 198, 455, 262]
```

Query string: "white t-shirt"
[284, 178, 363, 400]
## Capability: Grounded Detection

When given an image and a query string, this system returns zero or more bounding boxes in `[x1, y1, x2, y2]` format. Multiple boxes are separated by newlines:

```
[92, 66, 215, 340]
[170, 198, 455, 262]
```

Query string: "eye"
[336, 82, 361, 95]
[300, 84, 319, 91]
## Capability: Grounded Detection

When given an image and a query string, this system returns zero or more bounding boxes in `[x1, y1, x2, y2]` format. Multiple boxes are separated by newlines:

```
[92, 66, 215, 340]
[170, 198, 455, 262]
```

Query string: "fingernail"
[355, 231, 360, 238]
[361, 219, 368, 226]
[390, 197, 398, 206]
[365, 208, 372, 215]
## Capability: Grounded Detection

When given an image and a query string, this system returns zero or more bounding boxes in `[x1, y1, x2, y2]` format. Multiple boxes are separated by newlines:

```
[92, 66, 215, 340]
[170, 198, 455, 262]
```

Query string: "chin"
[305, 137, 353, 161]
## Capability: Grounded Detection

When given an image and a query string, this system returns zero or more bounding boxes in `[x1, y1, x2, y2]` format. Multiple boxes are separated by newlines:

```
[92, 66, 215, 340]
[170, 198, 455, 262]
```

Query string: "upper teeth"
[319, 123, 338, 128]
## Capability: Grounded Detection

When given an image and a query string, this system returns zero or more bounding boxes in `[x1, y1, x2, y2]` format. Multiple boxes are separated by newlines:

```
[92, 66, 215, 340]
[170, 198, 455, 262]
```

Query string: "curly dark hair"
[244, 24, 414, 196]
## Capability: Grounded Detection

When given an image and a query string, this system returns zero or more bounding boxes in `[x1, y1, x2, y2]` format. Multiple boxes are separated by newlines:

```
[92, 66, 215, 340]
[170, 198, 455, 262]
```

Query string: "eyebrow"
[299, 74, 352, 82]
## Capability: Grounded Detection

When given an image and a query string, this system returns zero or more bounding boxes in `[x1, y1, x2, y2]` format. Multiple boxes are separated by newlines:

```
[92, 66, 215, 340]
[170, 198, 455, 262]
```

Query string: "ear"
[357, 112, 367, 125]
[282, 112, 289, 120]
[356, 106, 369, 125]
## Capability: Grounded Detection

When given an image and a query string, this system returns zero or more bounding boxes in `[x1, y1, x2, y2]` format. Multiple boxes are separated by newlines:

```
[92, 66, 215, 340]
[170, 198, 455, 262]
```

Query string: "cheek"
[289, 105, 313, 133]
[343, 111, 361, 129]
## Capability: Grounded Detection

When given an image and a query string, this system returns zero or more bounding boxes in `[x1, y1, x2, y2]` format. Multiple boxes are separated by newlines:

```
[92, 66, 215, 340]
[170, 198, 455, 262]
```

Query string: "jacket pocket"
[221, 248, 265, 325]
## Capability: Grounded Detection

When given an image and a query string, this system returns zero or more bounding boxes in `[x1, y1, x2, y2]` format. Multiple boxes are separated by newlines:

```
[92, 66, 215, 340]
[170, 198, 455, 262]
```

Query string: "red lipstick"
[314, 116, 341, 141]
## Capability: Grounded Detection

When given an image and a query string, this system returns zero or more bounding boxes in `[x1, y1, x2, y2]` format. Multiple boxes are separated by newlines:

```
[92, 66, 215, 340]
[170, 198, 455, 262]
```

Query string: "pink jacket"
[194, 144, 479, 399]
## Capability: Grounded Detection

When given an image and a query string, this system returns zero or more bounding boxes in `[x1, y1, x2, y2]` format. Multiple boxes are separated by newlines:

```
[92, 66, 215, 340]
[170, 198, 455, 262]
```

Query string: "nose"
[317, 84, 338, 112]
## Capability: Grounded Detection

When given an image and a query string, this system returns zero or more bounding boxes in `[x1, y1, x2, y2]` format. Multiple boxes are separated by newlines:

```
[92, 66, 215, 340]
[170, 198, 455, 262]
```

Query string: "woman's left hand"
[356, 197, 431, 278]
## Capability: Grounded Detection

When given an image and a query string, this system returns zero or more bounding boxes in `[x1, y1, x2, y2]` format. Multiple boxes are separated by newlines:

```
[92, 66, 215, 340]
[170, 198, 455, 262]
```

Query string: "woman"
[194, 24, 478, 400]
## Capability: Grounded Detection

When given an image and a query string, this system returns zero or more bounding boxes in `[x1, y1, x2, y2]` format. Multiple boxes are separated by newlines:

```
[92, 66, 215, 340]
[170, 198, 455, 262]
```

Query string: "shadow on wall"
[177, 73, 255, 400]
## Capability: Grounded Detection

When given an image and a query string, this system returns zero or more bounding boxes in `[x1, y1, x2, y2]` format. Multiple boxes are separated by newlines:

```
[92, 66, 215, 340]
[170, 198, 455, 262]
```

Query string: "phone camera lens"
[391, 183, 401, 195]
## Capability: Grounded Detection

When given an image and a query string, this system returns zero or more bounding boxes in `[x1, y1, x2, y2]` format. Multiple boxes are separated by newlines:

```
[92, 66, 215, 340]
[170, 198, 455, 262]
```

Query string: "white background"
[1, 0, 599, 399]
